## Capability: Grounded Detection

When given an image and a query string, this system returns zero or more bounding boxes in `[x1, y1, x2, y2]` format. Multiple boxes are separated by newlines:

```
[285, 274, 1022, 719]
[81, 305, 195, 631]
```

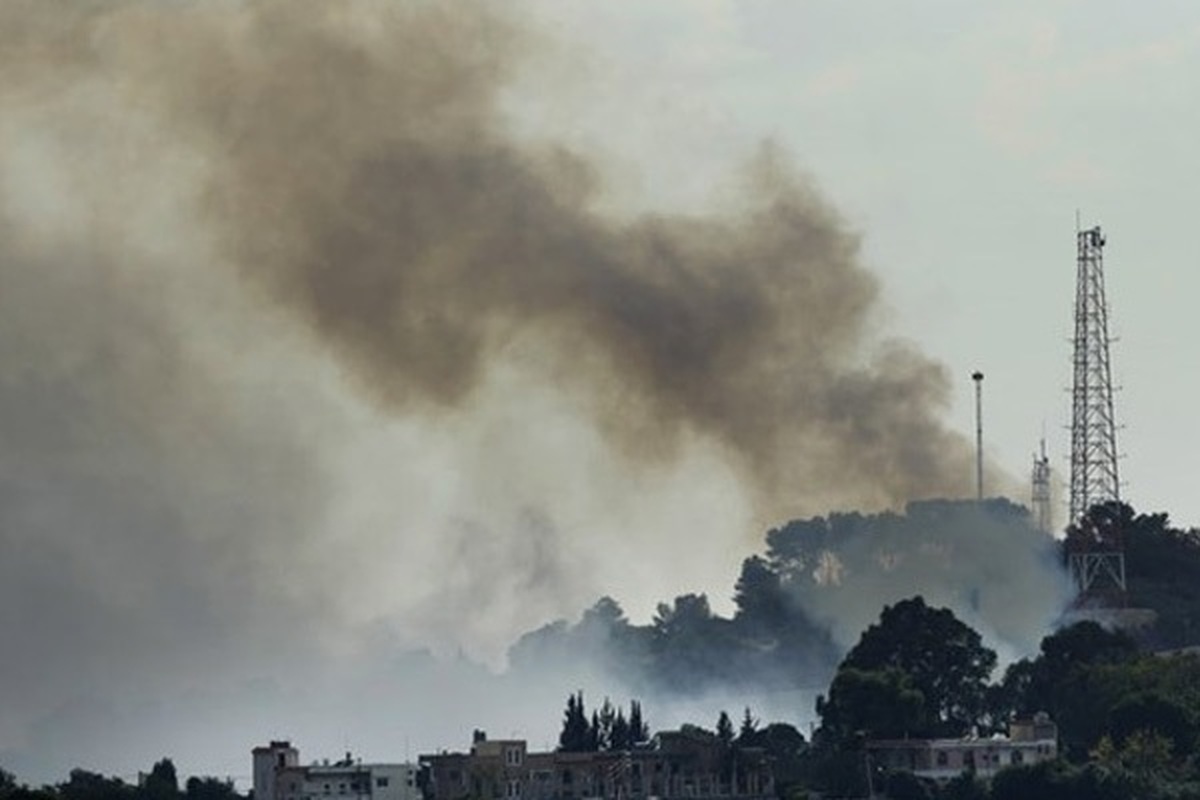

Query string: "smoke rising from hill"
[0, 0, 1002, 784]
[0, 0, 977, 513]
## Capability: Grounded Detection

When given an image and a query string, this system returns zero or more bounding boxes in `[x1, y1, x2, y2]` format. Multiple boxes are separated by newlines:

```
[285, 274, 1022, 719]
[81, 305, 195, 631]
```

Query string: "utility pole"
[972, 371, 984, 501]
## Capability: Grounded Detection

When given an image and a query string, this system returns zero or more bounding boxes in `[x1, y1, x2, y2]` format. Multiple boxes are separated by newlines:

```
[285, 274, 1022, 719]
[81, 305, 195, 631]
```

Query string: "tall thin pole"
[972, 371, 984, 501]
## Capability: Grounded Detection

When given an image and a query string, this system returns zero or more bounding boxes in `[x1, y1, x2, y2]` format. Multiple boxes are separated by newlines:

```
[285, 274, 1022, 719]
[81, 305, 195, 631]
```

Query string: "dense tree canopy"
[817, 667, 929, 741]
[838, 596, 997, 736]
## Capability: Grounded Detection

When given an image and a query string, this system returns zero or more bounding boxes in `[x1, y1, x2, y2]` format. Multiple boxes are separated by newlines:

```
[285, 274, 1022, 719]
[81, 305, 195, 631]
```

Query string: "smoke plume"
[1, 0, 977, 513]
[0, 0, 993, 784]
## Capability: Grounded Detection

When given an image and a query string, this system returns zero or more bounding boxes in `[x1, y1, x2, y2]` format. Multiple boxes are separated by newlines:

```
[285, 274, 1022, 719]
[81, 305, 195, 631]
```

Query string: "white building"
[866, 714, 1058, 783]
[253, 742, 420, 800]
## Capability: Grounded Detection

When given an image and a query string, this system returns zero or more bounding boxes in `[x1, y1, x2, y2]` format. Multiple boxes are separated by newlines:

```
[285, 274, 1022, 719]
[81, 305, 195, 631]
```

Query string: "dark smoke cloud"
[0, 0, 996, 784]
[0, 0, 976, 514]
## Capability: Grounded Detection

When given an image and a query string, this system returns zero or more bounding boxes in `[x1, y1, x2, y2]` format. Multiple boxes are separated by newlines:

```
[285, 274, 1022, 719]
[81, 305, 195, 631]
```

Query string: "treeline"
[510, 581, 836, 696]
[0, 760, 242, 800]
[556, 694, 650, 752]
[509, 499, 1060, 697]
[1083, 502, 1200, 649]
[811, 594, 1200, 800]
[552, 693, 808, 796]
[513, 500, 1200, 706]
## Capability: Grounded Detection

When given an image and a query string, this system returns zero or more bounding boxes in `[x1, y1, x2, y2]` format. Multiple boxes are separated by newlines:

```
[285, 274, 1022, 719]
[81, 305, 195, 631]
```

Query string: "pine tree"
[588, 711, 601, 751]
[629, 700, 649, 744]
[559, 692, 591, 752]
[144, 759, 180, 800]
[716, 712, 735, 747]
[595, 698, 617, 751]
[611, 709, 631, 751]
[738, 707, 759, 743]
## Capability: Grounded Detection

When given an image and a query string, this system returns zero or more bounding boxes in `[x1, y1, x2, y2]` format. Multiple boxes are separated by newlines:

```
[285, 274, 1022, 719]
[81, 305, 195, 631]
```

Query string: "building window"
[935, 751, 948, 767]
[1011, 750, 1024, 765]
[507, 780, 521, 798]
[376, 778, 389, 789]
[505, 749, 523, 767]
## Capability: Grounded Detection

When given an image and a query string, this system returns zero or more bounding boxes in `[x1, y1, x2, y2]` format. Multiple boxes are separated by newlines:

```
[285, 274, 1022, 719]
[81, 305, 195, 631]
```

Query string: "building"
[420, 728, 774, 800]
[253, 741, 420, 800]
[866, 715, 1058, 783]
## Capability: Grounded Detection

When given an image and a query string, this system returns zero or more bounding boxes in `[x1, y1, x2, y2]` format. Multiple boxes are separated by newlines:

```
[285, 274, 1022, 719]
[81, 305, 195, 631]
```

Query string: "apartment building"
[420, 728, 774, 800]
[866, 714, 1058, 783]
[253, 741, 420, 800]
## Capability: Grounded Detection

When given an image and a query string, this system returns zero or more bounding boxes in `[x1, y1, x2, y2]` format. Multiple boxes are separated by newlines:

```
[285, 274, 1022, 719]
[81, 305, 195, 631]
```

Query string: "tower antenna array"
[1031, 438, 1051, 534]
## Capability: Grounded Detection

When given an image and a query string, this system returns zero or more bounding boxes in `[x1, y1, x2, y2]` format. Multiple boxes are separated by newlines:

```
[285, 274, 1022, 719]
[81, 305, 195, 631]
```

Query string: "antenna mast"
[1031, 438, 1052, 533]
[1069, 224, 1120, 520]
[1066, 223, 1125, 600]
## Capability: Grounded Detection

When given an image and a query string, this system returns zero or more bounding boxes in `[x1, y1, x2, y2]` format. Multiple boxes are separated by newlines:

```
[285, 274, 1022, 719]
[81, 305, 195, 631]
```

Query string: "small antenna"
[1032, 431, 1052, 534]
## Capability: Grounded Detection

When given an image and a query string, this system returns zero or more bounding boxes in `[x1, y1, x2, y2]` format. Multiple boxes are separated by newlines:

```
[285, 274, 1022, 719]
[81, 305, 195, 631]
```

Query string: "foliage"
[142, 761, 178, 800]
[817, 667, 929, 742]
[1107, 691, 1194, 754]
[1070, 501, 1200, 650]
[810, 598, 996, 794]
[1119, 506, 1200, 649]
[0, 764, 244, 800]
[59, 771, 135, 800]
[737, 707, 759, 742]
[938, 773, 987, 800]
[832, 596, 996, 737]
[993, 621, 1138, 757]
[716, 712, 735, 747]
[628, 700, 648, 744]
[989, 759, 1136, 800]
[182, 780, 239, 800]
[880, 769, 930, 800]
[558, 693, 647, 752]
[558, 691, 591, 752]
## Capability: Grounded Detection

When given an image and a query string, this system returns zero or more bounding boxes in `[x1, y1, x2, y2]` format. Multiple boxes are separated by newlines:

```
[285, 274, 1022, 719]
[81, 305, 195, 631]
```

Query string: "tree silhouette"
[558, 692, 591, 752]
[840, 596, 996, 735]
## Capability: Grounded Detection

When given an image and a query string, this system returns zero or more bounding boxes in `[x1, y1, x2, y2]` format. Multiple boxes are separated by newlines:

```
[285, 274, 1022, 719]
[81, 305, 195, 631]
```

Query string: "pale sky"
[512, 0, 1200, 529]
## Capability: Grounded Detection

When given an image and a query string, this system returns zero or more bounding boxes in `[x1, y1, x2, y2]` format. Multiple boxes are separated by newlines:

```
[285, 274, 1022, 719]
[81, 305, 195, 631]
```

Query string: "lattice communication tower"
[1066, 223, 1124, 600]
[1069, 225, 1120, 521]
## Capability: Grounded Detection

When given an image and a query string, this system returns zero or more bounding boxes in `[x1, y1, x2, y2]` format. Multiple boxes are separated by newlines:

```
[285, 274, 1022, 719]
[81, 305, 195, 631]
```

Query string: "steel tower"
[1067, 223, 1125, 599]
[1069, 224, 1120, 520]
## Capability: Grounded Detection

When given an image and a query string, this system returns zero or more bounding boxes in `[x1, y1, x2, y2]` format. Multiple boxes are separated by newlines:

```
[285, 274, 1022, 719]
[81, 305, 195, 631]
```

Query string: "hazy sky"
[0, 0, 1196, 789]
[513, 0, 1200, 528]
